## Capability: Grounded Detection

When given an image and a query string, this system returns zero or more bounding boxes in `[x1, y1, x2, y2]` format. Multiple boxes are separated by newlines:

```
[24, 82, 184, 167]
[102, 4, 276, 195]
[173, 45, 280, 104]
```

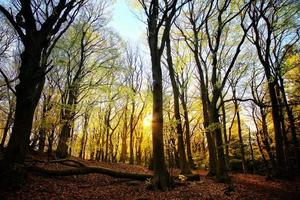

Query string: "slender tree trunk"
[109, 133, 114, 162]
[277, 89, 290, 170]
[220, 96, 229, 169]
[47, 125, 55, 161]
[144, 0, 184, 190]
[194, 54, 217, 176]
[256, 131, 268, 166]
[0, 109, 13, 148]
[279, 74, 299, 170]
[79, 112, 90, 159]
[261, 62, 286, 175]
[165, 34, 191, 175]
[233, 90, 246, 173]
[100, 122, 106, 161]
[200, 133, 206, 160]
[252, 110, 265, 164]
[205, 125, 217, 176]
[38, 99, 48, 153]
[120, 101, 128, 163]
[113, 131, 120, 163]
[260, 108, 276, 172]
[228, 110, 237, 151]
[96, 117, 103, 161]
[248, 128, 255, 173]
[38, 128, 46, 153]
[104, 110, 111, 162]
[180, 90, 195, 169]
[129, 101, 135, 164]
[136, 134, 143, 165]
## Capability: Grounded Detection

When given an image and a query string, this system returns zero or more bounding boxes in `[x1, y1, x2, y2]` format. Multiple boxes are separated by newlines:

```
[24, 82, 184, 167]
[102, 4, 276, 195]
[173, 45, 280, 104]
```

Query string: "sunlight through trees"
[0, 0, 299, 196]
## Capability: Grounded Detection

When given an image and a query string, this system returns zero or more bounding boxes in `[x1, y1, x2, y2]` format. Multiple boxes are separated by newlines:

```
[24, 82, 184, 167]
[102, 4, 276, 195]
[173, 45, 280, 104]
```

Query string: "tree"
[138, 0, 189, 190]
[228, 65, 249, 173]
[178, 0, 251, 180]
[172, 45, 196, 169]
[37, 82, 55, 153]
[165, 22, 192, 175]
[0, 16, 17, 149]
[79, 105, 92, 159]
[0, 0, 84, 164]
[54, 3, 110, 158]
[250, 67, 276, 174]
[247, 0, 300, 175]
[123, 45, 145, 164]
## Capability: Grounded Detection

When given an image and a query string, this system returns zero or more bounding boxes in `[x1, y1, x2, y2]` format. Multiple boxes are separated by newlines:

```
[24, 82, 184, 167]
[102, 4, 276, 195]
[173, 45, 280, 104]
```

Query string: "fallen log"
[27, 165, 153, 181]
[47, 159, 86, 167]
[25, 159, 86, 168]
[26, 159, 200, 182]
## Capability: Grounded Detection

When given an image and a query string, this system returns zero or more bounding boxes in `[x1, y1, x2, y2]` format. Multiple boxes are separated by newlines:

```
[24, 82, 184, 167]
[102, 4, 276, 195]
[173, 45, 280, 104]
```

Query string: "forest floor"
[1, 153, 300, 200]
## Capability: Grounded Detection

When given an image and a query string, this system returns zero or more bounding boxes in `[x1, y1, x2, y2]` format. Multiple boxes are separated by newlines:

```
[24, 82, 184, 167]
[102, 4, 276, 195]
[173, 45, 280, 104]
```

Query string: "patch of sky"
[109, 0, 146, 45]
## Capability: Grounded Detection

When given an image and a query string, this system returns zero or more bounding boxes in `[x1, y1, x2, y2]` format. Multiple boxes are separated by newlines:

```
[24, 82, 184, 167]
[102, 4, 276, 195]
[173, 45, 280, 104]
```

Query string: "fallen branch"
[47, 159, 86, 167]
[27, 165, 153, 181]
[26, 159, 200, 182]
[25, 159, 86, 168]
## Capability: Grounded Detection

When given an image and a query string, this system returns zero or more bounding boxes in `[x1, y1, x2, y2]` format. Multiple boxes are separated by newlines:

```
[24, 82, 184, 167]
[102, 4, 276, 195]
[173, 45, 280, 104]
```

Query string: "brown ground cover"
[1, 155, 299, 200]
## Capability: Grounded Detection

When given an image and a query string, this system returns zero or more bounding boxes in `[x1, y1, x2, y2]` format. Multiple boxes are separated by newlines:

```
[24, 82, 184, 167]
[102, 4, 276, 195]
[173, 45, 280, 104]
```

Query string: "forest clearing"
[0, 0, 300, 199]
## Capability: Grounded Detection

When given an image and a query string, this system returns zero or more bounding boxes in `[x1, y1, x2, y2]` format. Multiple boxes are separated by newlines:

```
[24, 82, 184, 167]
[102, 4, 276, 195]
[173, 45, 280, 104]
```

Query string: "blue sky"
[0, 0, 145, 44]
[110, 0, 146, 44]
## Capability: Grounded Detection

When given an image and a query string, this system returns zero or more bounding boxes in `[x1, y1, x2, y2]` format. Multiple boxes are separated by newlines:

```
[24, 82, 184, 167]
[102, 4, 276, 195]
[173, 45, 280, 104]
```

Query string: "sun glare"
[143, 114, 152, 128]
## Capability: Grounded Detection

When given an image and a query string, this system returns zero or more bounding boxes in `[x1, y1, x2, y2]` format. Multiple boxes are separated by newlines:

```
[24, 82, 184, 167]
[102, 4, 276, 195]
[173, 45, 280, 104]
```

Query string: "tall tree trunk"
[194, 52, 217, 176]
[56, 87, 77, 158]
[109, 133, 114, 162]
[6, 49, 44, 163]
[79, 112, 90, 159]
[144, 0, 184, 190]
[149, 34, 170, 191]
[0, 108, 13, 148]
[260, 108, 276, 172]
[277, 89, 290, 170]
[136, 134, 143, 165]
[104, 109, 111, 162]
[248, 128, 255, 173]
[56, 115, 72, 158]
[38, 98, 48, 153]
[220, 95, 229, 169]
[151, 56, 170, 190]
[120, 101, 128, 163]
[129, 101, 136, 164]
[254, 39, 287, 175]
[180, 88, 195, 169]
[279, 69, 299, 170]
[38, 128, 46, 153]
[233, 90, 246, 173]
[0, 0, 83, 188]
[252, 109, 267, 166]
[268, 81, 286, 175]
[165, 33, 191, 175]
[100, 121, 106, 162]
[209, 103, 228, 181]
[256, 131, 268, 166]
